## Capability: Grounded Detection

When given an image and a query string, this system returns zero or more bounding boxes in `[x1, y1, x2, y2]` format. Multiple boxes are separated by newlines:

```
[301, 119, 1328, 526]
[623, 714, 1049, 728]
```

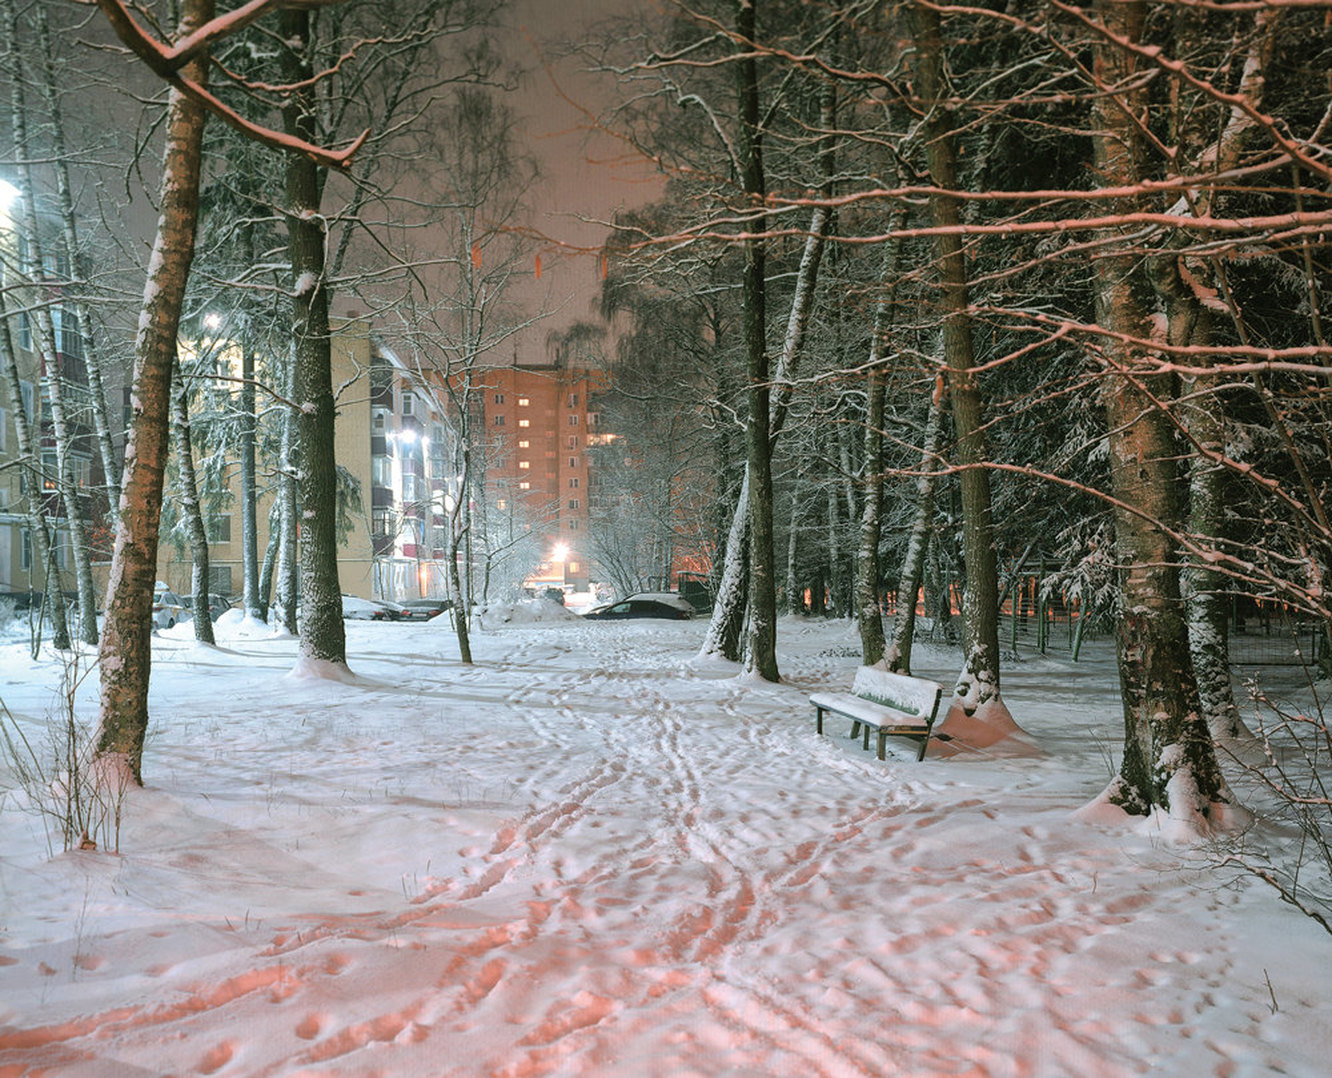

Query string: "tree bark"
[5, 4, 99, 645]
[96, 0, 213, 784]
[0, 285, 70, 651]
[170, 358, 214, 645]
[911, 0, 1005, 719]
[1090, 0, 1231, 827]
[887, 394, 944, 675]
[736, 0, 778, 682]
[282, 9, 346, 669]
[856, 367, 887, 664]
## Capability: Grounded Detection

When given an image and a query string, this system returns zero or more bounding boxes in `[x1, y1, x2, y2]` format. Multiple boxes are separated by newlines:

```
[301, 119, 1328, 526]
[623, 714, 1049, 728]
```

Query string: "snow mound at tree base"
[931, 697, 1045, 758]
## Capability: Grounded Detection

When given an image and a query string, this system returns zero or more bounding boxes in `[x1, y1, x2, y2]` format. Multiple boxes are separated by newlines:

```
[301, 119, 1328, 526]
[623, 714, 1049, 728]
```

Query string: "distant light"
[551, 542, 569, 563]
[0, 178, 18, 217]
[397, 428, 418, 444]
[203, 312, 222, 331]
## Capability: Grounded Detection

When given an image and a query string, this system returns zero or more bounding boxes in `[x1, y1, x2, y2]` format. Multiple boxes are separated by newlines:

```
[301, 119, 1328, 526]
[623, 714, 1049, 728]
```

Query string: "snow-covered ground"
[1, 608, 1329, 1077]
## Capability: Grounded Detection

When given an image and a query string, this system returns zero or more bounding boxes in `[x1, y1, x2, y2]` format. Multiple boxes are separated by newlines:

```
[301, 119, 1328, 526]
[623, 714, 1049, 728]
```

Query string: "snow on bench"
[810, 665, 947, 762]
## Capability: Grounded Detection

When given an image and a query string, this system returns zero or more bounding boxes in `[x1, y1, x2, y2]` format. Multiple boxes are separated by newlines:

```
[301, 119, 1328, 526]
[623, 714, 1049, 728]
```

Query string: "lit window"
[569, 561, 580, 572]
[518, 397, 530, 406]
[519, 481, 530, 490]
[518, 461, 530, 470]
[518, 419, 530, 428]
[497, 498, 507, 510]
[518, 440, 529, 448]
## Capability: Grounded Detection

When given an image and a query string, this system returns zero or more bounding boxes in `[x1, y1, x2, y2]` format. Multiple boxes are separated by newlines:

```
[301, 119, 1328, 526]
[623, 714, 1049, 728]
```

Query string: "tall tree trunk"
[170, 358, 214, 645]
[700, 472, 750, 660]
[275, 351, 299, 635]
[0, 289, 70, 651]
[282, 9, 346, 669]
[96, 0, 213, 784]
[239, 338, 261, 619]
[887, 393, 944, 675]
[33, 2, 120, 516]
[1090, 0, 1231, 828]
[736, 0, 778, 681]
[911, 0, 1006, 723]
[856, 367, 887, 664]
[5, 8, 99, 645]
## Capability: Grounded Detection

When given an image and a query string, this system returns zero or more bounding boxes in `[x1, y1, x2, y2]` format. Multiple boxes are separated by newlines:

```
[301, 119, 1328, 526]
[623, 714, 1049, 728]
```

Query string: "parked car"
[396, 598, 453, 621]
[341, 595, 401, 621]
[582, 597, 693, 621]
[152, 584, 188, 629]
[623, 591, 696, 615]
[181, 593, 232, 621]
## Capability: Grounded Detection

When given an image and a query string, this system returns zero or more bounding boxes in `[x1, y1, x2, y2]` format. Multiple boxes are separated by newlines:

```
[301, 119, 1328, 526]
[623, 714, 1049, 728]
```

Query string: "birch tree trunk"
[911, 0, 1006, 723]
[1089, 0, 1231, 828]
[856, 367, 887, 664]
[0, 291, 70, 651]
[32, 2, 120, 515]
[886, 394, 944, 675]
[6, 10, 99, 645]
[170, 359, 214, 645]
[282, 8, 346, 670]
[96, 0, 213, 784]
[239, 338, 261, 619]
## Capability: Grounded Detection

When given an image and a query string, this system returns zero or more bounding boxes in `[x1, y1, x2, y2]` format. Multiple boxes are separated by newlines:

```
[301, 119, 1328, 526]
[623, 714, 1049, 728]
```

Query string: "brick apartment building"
[477, 363, 602, 593]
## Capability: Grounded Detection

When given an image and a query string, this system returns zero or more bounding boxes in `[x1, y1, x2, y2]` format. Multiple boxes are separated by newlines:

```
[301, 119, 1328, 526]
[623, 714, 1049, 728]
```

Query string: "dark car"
[181, 593, 232, 621]
[397, 598, 453, 621]
[582, 598, 693, 621]
[341, 595, 401, 621]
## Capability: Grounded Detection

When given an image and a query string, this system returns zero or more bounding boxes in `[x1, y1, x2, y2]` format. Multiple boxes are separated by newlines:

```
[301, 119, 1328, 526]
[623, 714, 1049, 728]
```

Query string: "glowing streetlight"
[551, 542, 569, 563]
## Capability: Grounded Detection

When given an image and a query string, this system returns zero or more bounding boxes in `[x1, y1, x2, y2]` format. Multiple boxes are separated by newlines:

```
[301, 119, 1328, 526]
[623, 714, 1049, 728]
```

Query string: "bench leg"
[862, 724, 871, 751]
[878, 729, 887, 761]
[849, 719, 861, 741]
[815, 706, 825, 735]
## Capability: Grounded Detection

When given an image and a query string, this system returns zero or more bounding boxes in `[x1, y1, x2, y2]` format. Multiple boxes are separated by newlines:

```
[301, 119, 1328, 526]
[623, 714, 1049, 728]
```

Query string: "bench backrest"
[850, 665, 945, 719]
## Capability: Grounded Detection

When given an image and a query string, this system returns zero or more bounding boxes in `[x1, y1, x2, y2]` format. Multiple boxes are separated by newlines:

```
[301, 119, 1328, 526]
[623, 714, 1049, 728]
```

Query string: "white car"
[152, 584, 188, 629]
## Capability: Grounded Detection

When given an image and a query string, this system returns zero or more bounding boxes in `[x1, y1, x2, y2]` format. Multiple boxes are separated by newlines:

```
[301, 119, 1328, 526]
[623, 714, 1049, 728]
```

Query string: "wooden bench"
[810, 665, 947, 761]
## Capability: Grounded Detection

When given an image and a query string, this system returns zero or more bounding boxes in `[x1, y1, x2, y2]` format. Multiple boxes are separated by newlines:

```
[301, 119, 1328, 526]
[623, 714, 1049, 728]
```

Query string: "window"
[518, 397, 530, 407]
[569, 457, 579, 469]
[17, 312, 31, 352]
[403, 473, 419, 500]
[21, 528, 31, 570]
[401, 391, 414, 416]
[518, 419, 530, 428]
[568, 519, 580, 530]
[568, 393, 579, 406]
[519, 481, 530, 490]
[567, 436, 577, 449]
[569, 498, 580, 509]
[373, 456, 392, 487]
[69, 456, 90, 489]
[493, 392, 505, 404]
[569, 477, 579, 488]
[20, 381, 34, 423]
[41, 451, 58, 491]
[568, 561, 580, 573]
[494, 414, 506, 426]
[518, 440, 530, 448]
[518, 461, 530, 470]
[372, 508, 391, 538]
[373, 410, 386, 432]
[206, 514, 232, 543]
[568, 414, 579, 426]
[497, 498, 507, 511]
